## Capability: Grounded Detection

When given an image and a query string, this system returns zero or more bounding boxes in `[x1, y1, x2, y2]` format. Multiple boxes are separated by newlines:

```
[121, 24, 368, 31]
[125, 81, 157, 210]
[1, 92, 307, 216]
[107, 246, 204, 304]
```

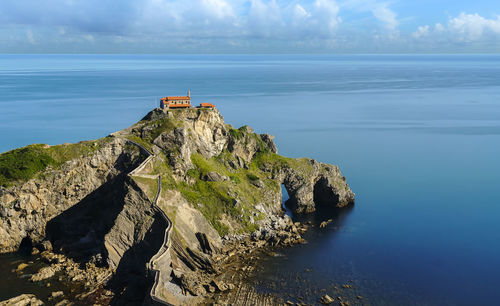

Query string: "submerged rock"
[319, 294, 335, 304]
[16, 263, 28, 272]
[50, 291, 64, 299]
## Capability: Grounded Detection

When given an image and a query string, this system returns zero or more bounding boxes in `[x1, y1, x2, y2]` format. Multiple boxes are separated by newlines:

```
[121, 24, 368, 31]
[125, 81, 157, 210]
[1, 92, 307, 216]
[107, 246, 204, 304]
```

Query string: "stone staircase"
[121, 138, 176, 305]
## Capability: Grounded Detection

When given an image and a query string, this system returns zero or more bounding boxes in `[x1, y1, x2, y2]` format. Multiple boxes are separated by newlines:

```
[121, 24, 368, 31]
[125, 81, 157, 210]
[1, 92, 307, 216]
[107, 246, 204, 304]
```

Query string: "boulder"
[319, 294, 335, 305]
[30, 266, 58, 282]
[16, 263, 28, 272]
[211, 279, 228, 292]
[0, 294, 43, 306]
[50, 291, 64, 299]
[38, 240, 52, 252]
[202, 171, 224, 182]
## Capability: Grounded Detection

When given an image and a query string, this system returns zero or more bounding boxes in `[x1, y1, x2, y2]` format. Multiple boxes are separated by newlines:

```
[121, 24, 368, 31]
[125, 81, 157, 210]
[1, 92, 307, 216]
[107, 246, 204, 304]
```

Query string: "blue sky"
[0, 0, 499, 53]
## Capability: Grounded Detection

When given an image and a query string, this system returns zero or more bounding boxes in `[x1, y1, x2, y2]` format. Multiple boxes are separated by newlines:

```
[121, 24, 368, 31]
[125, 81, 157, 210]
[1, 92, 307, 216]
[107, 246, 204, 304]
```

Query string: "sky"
[0, 0, 499, 53]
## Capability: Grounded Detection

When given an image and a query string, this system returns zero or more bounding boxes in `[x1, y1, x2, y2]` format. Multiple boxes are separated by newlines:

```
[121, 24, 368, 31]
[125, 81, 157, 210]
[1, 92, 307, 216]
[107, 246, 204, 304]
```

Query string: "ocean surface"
[1, 54, 500, 304]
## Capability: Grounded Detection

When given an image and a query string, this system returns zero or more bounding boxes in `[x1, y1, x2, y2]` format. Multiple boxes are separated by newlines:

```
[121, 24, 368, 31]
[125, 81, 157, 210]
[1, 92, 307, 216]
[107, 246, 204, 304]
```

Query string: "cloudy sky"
[0, 0, 499, 53]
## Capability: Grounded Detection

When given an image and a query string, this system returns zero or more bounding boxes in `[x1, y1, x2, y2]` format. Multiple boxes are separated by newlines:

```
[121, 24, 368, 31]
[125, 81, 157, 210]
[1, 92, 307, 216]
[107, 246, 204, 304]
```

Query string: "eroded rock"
[0, 294, 43, 306]
[319, 294, 335, 305]
[30, 266, 59, 282]
[0, 138, 141, 253]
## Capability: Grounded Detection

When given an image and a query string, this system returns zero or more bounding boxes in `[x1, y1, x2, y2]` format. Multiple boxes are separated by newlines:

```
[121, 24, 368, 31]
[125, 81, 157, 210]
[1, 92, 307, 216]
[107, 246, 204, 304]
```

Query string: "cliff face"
[0, 138, 142, 253]
[0, 107, 354, 304]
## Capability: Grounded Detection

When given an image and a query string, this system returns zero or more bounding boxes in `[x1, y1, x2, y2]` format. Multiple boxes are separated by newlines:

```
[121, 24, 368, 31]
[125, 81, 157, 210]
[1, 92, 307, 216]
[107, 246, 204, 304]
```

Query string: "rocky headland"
[0, 107, 354, 305]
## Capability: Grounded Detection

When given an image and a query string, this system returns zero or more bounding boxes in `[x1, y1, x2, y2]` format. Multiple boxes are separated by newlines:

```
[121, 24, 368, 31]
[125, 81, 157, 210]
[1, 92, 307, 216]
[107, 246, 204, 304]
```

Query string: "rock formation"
[0, 294, 43, 306]
[0, 107, 354, 304]
[0, 138, 142, 253]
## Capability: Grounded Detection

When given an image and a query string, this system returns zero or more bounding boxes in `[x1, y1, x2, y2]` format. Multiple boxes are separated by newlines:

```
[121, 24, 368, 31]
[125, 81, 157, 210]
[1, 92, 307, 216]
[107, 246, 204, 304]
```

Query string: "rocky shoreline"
[3, 214, 364, 306]
[2, 212, 308, 305]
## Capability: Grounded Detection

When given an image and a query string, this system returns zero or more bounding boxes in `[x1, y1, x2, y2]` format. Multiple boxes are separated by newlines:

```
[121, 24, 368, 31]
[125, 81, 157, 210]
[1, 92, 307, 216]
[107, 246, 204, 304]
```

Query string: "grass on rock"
[0, 138, 112, 187]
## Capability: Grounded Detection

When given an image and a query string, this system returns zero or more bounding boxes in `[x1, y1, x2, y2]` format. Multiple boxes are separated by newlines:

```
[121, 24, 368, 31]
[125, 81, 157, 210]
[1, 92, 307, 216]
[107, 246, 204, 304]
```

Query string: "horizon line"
[1, 52, 500, 56]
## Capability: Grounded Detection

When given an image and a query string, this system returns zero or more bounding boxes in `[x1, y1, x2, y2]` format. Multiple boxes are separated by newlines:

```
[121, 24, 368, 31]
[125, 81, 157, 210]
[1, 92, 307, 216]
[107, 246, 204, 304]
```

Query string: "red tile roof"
[162, 96, 190, 100]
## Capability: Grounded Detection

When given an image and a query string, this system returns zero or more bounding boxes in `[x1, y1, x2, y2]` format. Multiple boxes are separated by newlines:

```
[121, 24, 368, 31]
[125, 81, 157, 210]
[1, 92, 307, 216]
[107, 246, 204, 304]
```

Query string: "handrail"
[122, 138, 173, 305]
[149, 174, 174, 305]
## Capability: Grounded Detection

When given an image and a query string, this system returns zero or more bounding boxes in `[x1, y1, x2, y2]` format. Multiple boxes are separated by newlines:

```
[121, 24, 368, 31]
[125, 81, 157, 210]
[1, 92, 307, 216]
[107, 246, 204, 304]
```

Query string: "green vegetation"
[228, 126, 245, 140]
[130, 117, 179, 145]
[229, 175, 241, 184]
[124, 134, 153, 153]
[131, 176, 158, 201]
[251, 151, 314, 178]
[177, 180, 235, 236]
[228, 125, 271, 156]
[176, 152, 273, 235]
[0, 145, 56, 188]
[146, 119, 177, 142]
[190, 153, 227, 178]
[0, 138, 112, 187]
[246, 173, 259, 181]
[147, 149, 275, 236]
[100, 113, 296, 236]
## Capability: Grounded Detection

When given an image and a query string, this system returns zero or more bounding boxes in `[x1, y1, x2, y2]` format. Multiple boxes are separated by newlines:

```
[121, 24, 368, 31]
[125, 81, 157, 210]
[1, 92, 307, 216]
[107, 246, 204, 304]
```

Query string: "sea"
[1, 54, 500, 305]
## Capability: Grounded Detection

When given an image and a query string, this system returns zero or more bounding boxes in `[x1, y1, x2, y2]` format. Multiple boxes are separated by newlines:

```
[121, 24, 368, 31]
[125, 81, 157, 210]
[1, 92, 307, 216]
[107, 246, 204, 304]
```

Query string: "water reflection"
[255, 186, 356, 304]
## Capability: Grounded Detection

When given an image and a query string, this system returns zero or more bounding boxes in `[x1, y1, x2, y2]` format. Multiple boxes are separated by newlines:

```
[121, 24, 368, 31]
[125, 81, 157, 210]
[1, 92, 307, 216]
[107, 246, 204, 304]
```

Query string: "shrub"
[229, 175, 241, 184]
[229, 128, 244, 140]
[0, 138, 111, 188]
[246, 173, 259, 181]
[186, 169, 199, 179]
[0, 145, 56, 187]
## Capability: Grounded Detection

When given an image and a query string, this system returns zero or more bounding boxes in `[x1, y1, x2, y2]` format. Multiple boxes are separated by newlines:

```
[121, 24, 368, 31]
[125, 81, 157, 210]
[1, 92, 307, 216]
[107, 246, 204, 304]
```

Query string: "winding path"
[124, 139, 173, 305]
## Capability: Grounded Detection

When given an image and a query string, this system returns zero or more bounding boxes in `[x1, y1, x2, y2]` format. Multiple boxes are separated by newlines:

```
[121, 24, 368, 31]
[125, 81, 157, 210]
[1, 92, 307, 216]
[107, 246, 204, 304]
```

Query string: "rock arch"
[279, 160, 354, 214]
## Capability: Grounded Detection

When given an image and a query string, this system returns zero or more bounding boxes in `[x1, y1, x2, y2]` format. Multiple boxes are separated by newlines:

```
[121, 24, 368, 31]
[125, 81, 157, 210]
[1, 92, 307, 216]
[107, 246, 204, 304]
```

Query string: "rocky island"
[0, 107, 354, 305]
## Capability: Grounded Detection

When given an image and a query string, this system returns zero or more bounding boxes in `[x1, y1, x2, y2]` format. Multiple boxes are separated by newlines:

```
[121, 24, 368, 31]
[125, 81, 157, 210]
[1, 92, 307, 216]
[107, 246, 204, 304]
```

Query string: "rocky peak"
[135, 108, 354, 214]
[226, 125, 278, 163]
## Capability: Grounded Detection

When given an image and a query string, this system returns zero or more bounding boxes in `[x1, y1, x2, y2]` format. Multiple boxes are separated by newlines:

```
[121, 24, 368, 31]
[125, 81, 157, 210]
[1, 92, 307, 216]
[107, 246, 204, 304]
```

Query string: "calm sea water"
[1, 54, 500, 304]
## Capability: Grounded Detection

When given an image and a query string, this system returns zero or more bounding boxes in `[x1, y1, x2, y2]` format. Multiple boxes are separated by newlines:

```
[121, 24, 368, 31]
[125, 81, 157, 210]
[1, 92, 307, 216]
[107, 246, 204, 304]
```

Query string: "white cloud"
[138, 0, 238, 37]
[435, 23, 445, 33]
[413, 13, 500, 42]
[371, 3, 398, 31]
[448, 13, 500, 41]
[26, 29, 35, 44]
[293, 4, 310, 21]
[15, 0, 500, 53]
[340, 0, 398, 31]
[200, 0, 236, 20]
[0, 0, 344, 42]
[412, 25, 429, 39]
[312, 0, 342, 34]
[247, 0, 284, 37]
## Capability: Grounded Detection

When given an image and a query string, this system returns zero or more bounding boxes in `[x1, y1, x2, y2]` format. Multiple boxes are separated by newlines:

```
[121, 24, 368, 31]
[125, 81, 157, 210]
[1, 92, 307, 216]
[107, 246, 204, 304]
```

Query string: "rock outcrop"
[149, 109, 228, 178]
[279, 160, 355, 213]
[0, 138, 142, 253]
[0, 294, 43, 306]
[0, 106, 354, 304]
